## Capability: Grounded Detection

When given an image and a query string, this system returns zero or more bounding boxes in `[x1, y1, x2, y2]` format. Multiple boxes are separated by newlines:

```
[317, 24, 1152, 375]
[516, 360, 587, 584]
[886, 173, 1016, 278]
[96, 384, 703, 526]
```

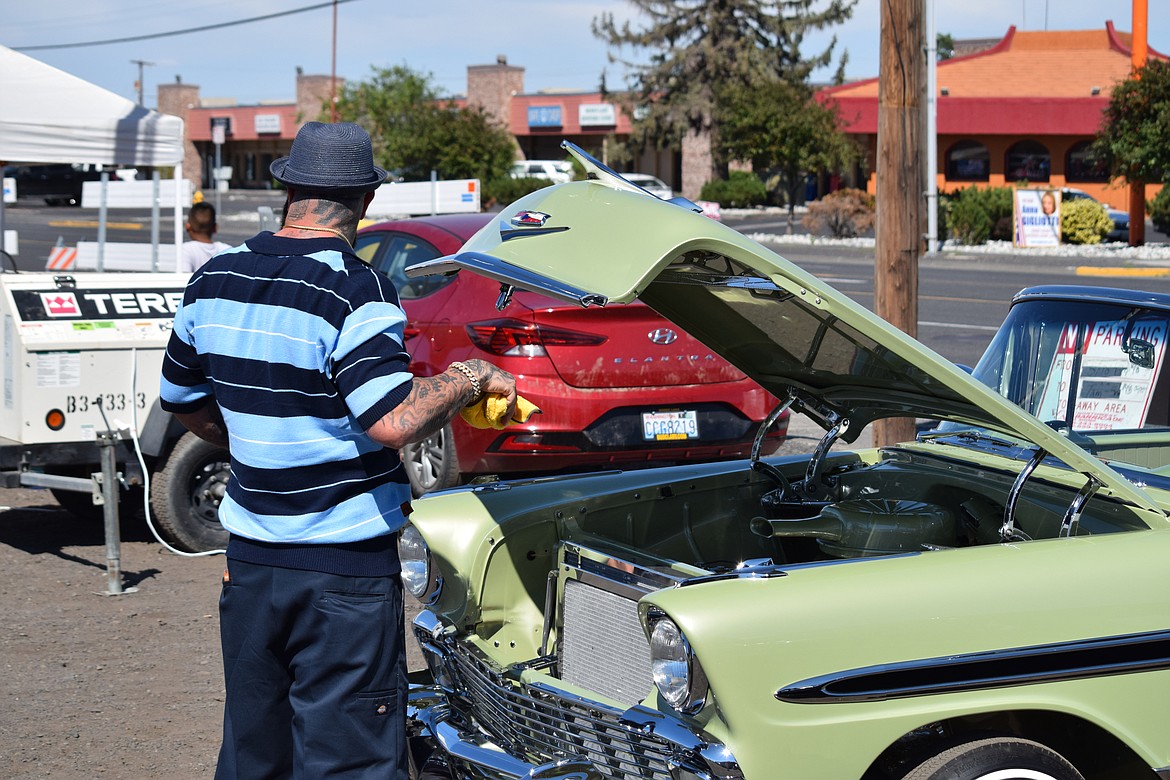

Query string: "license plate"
[642, 410, 699, 441]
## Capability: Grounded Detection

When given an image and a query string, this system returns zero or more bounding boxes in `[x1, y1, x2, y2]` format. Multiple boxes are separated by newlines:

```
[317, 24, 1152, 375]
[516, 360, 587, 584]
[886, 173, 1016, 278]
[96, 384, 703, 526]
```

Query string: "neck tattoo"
[283, 223, 352, 246]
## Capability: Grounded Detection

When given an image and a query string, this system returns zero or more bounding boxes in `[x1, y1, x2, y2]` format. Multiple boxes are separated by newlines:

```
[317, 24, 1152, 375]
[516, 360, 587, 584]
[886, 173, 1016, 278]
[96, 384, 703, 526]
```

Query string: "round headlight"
[398, 524, 434, 600]
[649, 615, 708, 714]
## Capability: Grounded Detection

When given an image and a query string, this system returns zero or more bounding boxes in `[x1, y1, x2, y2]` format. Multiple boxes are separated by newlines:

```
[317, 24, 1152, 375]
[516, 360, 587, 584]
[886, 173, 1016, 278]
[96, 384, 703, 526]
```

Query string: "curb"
[1074, 266, 1170, 278]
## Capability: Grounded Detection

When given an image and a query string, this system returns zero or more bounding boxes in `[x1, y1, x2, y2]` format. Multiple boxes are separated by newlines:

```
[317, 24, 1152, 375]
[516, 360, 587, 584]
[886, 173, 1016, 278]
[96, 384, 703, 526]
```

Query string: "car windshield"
[966, 297, 1170, 433]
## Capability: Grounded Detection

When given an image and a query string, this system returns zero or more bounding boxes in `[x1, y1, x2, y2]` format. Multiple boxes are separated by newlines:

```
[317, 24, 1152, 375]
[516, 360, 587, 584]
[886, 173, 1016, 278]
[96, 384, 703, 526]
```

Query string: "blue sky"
[6, 0, 1167, 108]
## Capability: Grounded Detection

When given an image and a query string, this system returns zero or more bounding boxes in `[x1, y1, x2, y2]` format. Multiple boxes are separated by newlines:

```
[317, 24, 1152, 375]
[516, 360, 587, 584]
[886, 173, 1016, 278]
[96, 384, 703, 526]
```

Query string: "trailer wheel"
[151, 432, 230, 553]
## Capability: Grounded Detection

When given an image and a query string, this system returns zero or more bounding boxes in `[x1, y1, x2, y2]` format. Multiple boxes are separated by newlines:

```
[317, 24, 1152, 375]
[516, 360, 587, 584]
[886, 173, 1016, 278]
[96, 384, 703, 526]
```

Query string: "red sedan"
[355, 212, 786, 496]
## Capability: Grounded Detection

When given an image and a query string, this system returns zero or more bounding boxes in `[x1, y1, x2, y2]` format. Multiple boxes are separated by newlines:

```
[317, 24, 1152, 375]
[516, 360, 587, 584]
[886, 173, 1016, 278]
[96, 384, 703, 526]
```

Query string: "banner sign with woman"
[1014, 188, 1062, 247]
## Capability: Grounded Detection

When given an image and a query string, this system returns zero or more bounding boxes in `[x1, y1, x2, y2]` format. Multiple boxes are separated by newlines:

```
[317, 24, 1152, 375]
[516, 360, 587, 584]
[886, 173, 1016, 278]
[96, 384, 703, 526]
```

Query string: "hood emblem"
[510, 210, 551, 227]
[648, 327, 678, 345]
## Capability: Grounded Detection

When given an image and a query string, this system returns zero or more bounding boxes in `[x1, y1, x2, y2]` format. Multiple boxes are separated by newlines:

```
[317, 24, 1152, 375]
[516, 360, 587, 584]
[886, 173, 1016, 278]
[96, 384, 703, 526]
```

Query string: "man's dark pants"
[214, 559, 408, 779]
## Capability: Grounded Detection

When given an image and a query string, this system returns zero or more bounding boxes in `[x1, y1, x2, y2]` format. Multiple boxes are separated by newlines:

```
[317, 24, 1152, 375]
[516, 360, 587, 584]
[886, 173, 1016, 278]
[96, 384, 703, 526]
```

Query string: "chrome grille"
[448, 642, 675, 780]
[561, 578, 653, 707]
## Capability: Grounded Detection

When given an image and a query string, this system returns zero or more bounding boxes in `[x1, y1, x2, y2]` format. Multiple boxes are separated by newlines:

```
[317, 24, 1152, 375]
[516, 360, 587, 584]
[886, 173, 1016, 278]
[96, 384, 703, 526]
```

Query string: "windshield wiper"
[919, 428, 1018, 449]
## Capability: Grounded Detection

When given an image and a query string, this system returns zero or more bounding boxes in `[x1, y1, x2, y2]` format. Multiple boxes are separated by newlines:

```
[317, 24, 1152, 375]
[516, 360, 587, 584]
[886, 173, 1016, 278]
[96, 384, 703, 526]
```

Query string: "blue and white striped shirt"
[160, 232, 414, 548]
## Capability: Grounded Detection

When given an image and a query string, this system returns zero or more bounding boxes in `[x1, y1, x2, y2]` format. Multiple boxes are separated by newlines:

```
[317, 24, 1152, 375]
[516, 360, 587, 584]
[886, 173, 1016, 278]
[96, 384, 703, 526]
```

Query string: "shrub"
[699, 170, 767, 208]
[803, 188, 875, 238]
[935, 193, 952, 243]
[482, 176, 551, 208]
[944, 186, 1014, 244]
[1149, 187, 1170, 235]
[947, 193, 993, 245]
[985, 188, 1016, 241]
[1060, 197, 1113, 245]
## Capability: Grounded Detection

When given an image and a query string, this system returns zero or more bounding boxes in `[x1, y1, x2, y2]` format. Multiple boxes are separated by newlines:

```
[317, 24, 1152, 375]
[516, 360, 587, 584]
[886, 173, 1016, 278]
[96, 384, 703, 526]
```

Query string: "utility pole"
[873, 0, 926, 447]
[1128, 0, 1149, 247]
[330, 0, 339, 122]
[131, 59, 154, 106]
[925, 0, 939, 254]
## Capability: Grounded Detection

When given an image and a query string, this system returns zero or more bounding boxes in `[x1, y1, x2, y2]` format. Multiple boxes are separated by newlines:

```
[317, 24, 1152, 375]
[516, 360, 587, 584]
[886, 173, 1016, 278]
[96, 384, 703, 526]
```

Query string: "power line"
[14, 0, 360, 51]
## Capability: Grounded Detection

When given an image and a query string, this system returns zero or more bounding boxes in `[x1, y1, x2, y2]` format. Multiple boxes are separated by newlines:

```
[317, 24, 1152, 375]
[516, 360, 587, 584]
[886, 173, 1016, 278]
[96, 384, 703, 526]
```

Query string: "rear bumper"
[453, 380, 786, 476]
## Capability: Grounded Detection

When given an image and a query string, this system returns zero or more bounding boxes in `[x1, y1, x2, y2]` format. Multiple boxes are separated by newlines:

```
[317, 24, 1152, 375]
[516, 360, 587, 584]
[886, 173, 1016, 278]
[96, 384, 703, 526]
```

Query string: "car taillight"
[466, 318, 607, 357]
[493, 433, 582, 453]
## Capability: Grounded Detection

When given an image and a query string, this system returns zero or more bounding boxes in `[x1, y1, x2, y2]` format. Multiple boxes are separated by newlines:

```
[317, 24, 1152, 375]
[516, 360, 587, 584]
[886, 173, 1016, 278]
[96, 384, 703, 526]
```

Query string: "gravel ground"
[0, 487, 225, 778]
[0, 487, 428, 779]
[0, 415, 847, 778]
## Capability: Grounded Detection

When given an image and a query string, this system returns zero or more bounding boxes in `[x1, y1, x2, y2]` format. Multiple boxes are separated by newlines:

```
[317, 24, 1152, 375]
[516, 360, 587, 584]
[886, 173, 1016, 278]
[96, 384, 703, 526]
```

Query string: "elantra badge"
[511, 210, 551, 227]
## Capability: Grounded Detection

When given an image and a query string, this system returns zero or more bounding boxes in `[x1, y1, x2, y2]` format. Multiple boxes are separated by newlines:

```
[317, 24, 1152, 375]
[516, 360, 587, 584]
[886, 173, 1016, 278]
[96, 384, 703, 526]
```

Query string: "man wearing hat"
[159, 121, 516, 779]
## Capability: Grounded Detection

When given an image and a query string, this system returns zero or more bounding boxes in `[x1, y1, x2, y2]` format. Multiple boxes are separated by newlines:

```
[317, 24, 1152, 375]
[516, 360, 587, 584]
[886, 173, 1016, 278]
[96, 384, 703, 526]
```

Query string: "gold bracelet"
[449, 361, 482, 403]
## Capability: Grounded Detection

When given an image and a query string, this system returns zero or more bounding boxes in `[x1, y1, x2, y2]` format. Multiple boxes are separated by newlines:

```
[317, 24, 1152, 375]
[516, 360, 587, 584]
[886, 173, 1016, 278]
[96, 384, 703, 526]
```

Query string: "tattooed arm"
[366, 358, 517, 450]
[174, 400, 230, 448]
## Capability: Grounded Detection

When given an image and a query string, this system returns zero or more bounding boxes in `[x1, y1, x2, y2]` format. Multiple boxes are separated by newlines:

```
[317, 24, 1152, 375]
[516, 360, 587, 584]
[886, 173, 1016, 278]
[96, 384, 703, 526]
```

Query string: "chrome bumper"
[409, 686, 605, 779]
[408, 610, 743, 780]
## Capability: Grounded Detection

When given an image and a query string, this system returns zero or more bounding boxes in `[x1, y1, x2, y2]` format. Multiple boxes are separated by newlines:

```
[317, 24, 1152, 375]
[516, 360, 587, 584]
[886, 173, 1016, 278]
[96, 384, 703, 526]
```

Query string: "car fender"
[644, 531, 1170, 778]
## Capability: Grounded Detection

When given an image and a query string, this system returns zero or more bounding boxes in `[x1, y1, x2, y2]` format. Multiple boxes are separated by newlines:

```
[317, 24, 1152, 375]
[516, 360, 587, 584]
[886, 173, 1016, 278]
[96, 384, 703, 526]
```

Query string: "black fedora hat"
[270, 121, 387, 195]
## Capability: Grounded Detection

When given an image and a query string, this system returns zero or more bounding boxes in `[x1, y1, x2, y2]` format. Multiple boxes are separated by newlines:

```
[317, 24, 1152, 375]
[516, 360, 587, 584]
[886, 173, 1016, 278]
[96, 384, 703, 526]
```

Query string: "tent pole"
[0, 174, 6, 265]
[174, 162, 183, 271]
[97, 171, 109, 272]
[150, 170, 160, 272]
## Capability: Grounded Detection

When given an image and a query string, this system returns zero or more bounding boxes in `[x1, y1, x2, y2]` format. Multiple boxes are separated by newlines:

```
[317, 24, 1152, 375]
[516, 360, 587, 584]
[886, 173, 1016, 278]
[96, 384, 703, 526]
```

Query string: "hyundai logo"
[648, 327, 678, 345]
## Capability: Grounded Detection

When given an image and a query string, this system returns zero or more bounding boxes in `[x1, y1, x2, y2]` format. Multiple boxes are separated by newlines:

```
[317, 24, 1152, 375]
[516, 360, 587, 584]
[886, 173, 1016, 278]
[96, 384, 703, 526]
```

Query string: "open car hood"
[407, 143, 1162, 514]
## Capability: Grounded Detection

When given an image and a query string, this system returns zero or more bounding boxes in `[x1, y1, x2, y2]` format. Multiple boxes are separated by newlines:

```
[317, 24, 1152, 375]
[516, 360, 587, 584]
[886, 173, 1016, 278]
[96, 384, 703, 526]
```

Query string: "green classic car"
[397, 143, 1170, 780]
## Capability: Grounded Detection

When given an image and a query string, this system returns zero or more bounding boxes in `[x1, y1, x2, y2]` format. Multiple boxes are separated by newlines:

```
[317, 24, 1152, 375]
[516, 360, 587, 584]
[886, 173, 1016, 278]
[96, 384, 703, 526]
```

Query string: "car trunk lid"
[504, 291, 747, 388]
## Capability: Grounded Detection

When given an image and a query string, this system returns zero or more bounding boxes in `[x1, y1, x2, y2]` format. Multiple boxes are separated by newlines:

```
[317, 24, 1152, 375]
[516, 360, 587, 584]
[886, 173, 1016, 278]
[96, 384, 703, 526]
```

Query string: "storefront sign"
[578, 103, 616, 127]
[527, 105, 563, 128]
[254, 114, 282, 134]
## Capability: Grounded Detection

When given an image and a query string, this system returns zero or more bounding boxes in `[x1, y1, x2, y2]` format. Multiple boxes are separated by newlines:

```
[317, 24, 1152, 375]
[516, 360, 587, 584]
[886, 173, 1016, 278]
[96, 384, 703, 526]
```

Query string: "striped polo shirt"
[160, 232, 414, 557]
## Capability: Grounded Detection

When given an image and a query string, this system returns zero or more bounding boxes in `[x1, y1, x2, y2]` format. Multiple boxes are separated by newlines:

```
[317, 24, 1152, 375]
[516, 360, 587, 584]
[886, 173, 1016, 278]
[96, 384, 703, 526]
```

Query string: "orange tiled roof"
[825, 21, 1166, 100]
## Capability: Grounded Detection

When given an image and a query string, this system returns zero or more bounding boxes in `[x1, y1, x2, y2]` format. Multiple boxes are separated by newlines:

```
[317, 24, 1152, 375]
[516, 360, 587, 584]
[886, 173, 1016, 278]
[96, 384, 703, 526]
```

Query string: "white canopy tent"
[0, 44, 186, 270]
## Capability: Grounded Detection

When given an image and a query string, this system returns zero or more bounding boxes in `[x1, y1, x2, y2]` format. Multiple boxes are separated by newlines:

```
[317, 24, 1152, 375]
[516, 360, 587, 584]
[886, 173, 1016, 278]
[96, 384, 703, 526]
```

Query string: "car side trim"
[775, 629, 1170, 704]
[499, 224, 571, 241]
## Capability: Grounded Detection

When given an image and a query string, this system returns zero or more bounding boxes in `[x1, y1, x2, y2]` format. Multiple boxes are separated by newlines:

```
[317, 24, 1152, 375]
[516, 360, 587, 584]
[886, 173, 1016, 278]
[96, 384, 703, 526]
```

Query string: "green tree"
[937, 33, 955, 60]
[593, 0, 856, 177]
[1092, 60, 1170, 186]
[331, 65, 515, 184]
[718, 79, 857, 231]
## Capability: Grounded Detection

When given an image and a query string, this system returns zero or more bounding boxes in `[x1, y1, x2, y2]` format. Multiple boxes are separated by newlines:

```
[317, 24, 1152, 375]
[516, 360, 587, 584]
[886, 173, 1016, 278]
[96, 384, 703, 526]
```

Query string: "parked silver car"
[509, 159, 574, 184]
[623, 172, 674, 200]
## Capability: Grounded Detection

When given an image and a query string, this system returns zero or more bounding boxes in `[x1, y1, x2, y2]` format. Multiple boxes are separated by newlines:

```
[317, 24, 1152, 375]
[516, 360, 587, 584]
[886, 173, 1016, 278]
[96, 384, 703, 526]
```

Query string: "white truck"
[0, 270, 228, 552]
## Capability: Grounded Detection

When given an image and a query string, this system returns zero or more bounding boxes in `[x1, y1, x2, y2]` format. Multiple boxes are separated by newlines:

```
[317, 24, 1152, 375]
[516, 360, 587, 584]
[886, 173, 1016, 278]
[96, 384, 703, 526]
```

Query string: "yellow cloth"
[460, 393, 541, 430]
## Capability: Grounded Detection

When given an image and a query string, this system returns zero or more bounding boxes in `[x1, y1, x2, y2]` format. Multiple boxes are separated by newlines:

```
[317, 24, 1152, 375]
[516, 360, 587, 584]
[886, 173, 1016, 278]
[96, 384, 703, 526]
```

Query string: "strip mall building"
[159, 21, 1162, 207]
[822, 21, 1166, 211]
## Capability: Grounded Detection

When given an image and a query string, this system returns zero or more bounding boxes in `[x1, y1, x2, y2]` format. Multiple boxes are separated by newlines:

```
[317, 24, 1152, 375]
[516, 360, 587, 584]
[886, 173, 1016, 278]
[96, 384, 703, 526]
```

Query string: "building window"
[946, 140, 990, 181]
[1006, 140, 1051, 182]
[1066, 140, 1108, 183]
